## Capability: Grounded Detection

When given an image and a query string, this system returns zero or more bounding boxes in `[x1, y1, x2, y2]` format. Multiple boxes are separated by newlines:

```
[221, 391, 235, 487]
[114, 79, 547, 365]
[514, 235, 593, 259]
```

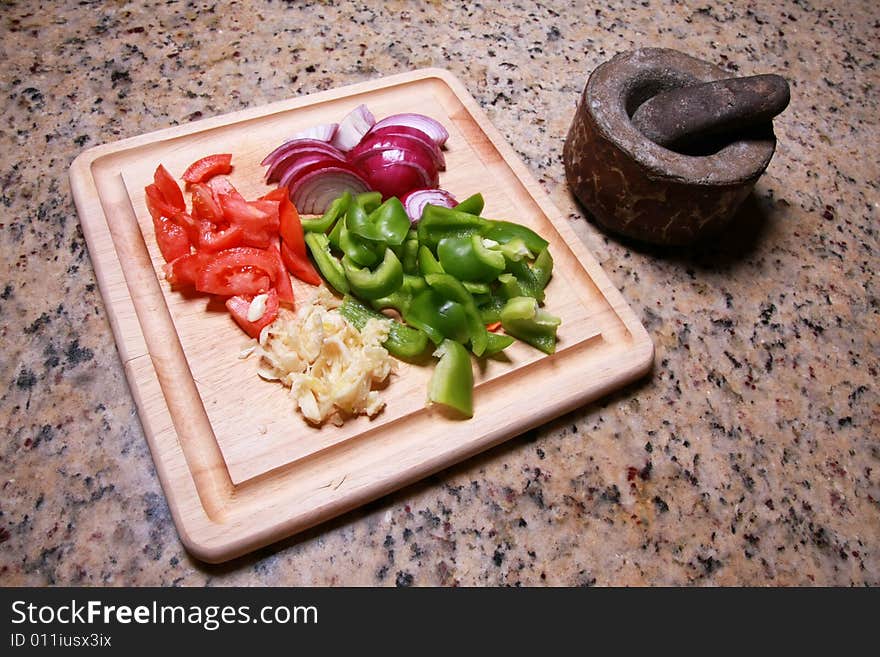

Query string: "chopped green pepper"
[398, 230, 420, 274]
[417, 204, 488, 251]
[327, 211, 344, 250]
[477, 294, 507, 324]
[342, 248, 404, 300]
[339, 295, 429, 360]
[484, 331, 515, 356]
[418, 245, 445, 276]
[424, 273, 488, 357]
[406, 289, 471, 345]
[487, 236, 533, 262]
[437, 234, 506, 283]
[354, 191, 383, 213]
[371, 274, 426, 315]
[501, 247, 553, 302]
[532, 246, 553, 289]
[428, 339, 473, 418]
[500, 296, 561, 354]
[301, 191, 350, 233]
[452, 193, 484, 216]
[462, 281, 491, 295]
[481, 219, 549, 254]
[348, 196, 410, 246]
[304, 232, 349, 294]
[339, 222, 382, 267]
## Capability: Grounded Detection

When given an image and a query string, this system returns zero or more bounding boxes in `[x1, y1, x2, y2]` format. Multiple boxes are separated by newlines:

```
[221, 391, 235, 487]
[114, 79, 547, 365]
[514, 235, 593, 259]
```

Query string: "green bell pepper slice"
[406, 289, 471, 345]
[452, 193, 484, 216]
[478, 294, 507, 324]
[483, 331, 515, 357]
[501, 247, 554, 302]
[398, 230, 420, 275]
[347, 196, 410, 246]
[428, 339, 473, 418]
[342, 248, 404, 300]
[437, 233, 506, 283]
[500, 296, 561, 355]
[304, 232, 349, 294]
[370, 274, 426, 315]
[339, 222, 382, 267]
[462, 281, 491, 295]
[424, 273, 488, 357]
[354, 191, 383, 213]
[339, 295, 429, 360]
[301, 191, 350, 233]
[417, 204, 489, 251]
[481, 219, 549, 254]
[418, 245, 445, 276]
[327, 211, 344, 250]
[487, 236, 533, 262]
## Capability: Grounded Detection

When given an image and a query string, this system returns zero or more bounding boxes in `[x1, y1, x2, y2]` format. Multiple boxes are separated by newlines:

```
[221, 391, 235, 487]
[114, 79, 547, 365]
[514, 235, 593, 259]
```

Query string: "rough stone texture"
[564, 48, 777, 245]
[0, 0, 877, 586]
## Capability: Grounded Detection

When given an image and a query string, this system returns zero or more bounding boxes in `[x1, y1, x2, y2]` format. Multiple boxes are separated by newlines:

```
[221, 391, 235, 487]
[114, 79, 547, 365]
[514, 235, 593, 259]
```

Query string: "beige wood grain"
[69, 69, 653, 563]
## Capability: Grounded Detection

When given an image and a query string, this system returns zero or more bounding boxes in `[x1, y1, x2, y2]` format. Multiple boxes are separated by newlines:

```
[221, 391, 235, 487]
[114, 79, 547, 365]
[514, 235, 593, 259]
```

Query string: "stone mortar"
[563, 48, 778, 246]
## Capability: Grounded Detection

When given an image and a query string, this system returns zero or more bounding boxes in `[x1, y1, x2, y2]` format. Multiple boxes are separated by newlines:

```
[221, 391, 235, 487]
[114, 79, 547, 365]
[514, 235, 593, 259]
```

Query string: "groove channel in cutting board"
[70, 69, 653, 562]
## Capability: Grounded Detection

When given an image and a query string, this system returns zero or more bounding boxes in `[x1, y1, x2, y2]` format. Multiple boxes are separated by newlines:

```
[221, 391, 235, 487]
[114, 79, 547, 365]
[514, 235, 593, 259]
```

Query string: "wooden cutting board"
[69, 69, 653, 563]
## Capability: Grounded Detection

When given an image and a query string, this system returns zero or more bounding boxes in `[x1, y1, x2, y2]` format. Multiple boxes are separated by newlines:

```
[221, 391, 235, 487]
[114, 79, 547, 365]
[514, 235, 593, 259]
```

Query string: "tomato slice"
[190, 182, 224, 224]
[268, 188, 308, 256]
[207, 176, 245, 204]
[280, 240, 322, 286]
[226, 289, 279, 339]
[182, 154, 233, 184]
[153, 214, 191, 262]
[163, 252, 206, 287]
[218, 195, 279, 248]
[144, 183, 178, 223]
[173, 211, 202, 244]
[198, 222, 244, 252]
[269, 243, 295, 305]
[153, 164, 185, 211]
[195, 247, 278, 296]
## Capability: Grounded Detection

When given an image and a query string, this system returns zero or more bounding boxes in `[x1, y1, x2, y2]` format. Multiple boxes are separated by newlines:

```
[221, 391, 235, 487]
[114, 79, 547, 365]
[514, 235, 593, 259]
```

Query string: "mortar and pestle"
[563, 48, 790, 245]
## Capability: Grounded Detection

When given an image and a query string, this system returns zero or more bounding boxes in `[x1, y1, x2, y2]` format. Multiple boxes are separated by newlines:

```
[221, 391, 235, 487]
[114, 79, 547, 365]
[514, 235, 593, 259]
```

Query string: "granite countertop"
[1, 1, 877, 586]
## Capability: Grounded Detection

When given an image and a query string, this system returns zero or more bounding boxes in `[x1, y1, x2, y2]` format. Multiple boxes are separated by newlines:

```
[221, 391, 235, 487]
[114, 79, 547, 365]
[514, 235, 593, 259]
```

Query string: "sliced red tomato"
[172, 211, 202, 244]
[144, 183, 178, 223]
[153, 215, 191, 262]
[207, 176, 245, 204]
[226, 289, 279, 339]
[272, 189, 308, 255]
[163, 252, 206, 287]
[182, 154, 233, 184]
[190, 182, 224, 224]
[195, 247, 278, 297]
[218, 195, 279, 248]
[280, 240, 322, 286]
[268, 243, 295, 306]
[198, 222, 244, 252]
[153, 164, 185, 211]
[260, 188, 320, 285]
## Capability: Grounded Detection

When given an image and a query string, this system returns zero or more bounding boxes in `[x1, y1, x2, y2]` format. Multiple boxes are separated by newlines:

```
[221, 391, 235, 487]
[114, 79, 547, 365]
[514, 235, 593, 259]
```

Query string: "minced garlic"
[253, 288, 395, 426]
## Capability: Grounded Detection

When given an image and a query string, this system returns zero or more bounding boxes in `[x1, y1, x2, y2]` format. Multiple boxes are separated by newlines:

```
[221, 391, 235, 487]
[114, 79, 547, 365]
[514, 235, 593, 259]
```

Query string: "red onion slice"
[277, 154, 350, 191]
[289, 166, 371, 214]
[261, 138, 346, 168]
[349, 130, 446, 171]
[288, 123, 339, 142]
[371, 113, 449, 148]
[401, 189, 458, 224]
[331, 104, 376, 152]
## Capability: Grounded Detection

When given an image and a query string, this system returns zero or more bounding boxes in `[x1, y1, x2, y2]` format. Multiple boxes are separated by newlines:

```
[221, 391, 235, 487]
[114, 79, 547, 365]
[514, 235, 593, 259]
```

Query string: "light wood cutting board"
[69, 69, 653, 563]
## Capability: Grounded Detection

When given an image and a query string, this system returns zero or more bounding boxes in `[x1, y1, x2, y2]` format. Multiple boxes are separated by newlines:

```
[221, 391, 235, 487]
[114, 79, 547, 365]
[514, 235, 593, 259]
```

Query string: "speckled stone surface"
[1, 1, 877, 586]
